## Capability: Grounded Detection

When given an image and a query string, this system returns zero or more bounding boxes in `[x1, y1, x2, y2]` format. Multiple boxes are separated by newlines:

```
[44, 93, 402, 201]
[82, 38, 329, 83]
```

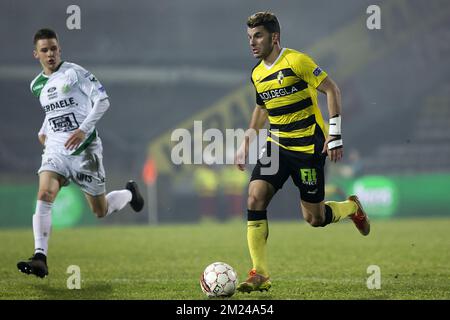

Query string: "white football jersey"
[30, 61, 108, 155]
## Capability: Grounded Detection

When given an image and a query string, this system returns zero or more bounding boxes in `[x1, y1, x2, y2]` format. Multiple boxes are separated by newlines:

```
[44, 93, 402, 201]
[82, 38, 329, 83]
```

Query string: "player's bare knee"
[93, 207, 107, 218]
[247, 194, 266, 210]
[37, 189, 57, 202]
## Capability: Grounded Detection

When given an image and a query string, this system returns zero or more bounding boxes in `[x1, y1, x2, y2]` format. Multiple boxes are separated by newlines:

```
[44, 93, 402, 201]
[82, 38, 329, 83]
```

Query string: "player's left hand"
[322, 135, 343, 163]
[65, 129, 86, 151]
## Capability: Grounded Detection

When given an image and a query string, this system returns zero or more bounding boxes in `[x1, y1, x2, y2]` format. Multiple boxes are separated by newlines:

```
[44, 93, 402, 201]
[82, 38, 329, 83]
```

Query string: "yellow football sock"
[325, 200, 358, 223]
[247, 219, 269, 277]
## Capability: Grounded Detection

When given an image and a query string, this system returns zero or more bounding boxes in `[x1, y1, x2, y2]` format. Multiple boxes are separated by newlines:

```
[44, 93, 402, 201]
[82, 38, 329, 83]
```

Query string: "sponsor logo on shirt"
[48, 91, 58, 100]
[48, 112, 79, 132]
[43, 97, 77, 112]
[259, 84, 299, 101]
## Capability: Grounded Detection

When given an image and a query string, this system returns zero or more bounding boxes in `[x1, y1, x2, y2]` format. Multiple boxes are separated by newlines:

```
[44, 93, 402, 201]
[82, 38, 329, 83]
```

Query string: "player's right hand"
[235, 137, 249, 171]
[38, 134, 47, 147]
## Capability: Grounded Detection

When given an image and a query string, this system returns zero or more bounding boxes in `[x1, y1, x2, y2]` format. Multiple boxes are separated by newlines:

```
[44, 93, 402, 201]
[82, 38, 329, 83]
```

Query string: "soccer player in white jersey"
[17, 28, 145, 278]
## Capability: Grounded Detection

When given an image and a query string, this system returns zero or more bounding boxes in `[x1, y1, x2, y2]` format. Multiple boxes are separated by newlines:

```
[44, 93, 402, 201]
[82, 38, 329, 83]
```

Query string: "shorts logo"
[77, 173, 93, 183]
[300, 168, 317, 186]
[43, 157, 57, 168]
[313, 67, 322, 76]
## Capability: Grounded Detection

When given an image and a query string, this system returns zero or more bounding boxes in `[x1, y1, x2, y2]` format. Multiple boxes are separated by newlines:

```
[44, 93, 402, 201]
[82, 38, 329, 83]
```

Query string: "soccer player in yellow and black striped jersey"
[235, 12, 371, 293]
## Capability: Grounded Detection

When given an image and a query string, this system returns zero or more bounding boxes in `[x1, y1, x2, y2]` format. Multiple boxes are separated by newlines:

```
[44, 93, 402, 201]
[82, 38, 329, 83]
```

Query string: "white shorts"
[38, 143, 106, 196]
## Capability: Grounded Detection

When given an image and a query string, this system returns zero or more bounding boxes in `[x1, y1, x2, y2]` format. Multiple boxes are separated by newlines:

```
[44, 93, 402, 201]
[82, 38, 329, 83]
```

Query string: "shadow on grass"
[218, 294, 275, 301]
[34, 280, 113, 300]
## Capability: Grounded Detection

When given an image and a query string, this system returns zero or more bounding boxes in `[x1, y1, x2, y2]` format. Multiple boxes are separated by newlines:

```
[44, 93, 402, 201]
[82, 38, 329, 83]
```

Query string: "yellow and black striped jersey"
[251, 48, 328, 154]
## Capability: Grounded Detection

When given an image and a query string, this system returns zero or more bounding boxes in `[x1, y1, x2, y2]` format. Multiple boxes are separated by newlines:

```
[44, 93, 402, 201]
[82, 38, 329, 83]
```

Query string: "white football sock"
[33, 200, 53, 256]
[106, 189, 132, 216]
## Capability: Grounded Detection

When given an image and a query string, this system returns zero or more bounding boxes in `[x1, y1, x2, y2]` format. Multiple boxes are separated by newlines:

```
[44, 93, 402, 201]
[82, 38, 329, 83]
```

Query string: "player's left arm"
[64, 98, 110, 150]
[65, 68, 110, 151]
[317, 76, 343, 163]
[291, 53, 343, 162]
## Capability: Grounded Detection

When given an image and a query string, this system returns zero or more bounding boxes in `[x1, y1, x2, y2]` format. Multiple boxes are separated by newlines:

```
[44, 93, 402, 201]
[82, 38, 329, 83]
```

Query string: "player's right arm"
[235, 104, 268, 171]
[38, 134, 46, 146]
[38, 119, 47, 146]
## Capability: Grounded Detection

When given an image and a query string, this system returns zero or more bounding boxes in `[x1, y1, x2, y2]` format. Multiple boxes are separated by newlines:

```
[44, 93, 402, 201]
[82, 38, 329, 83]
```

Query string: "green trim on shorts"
[71, 130, 97, 155]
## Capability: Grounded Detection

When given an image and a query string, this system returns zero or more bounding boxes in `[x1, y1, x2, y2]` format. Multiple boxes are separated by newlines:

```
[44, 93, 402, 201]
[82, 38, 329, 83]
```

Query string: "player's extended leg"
[85, 180, 144, 218]
[84, 193, 109, 218]
[17, 171, 64, 278]
[301, 197, 370, 235]
[237, 180, 274, 293]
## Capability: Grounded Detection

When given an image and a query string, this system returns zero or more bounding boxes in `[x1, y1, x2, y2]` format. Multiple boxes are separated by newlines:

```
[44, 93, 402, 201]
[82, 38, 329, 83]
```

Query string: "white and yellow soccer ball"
[200, 262, 238, 297]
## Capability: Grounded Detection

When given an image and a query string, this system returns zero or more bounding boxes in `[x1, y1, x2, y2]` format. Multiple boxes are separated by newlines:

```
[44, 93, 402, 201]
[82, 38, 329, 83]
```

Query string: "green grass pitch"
[1, 218, 449, 299]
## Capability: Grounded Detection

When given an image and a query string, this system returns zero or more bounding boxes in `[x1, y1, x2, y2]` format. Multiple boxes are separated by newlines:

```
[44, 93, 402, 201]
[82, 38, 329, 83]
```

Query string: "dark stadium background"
[1, 0, 449, 228]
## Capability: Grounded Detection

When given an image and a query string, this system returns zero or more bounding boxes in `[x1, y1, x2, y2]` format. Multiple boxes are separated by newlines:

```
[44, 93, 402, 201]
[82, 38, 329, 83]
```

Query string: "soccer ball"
[200, 262, 238, 297]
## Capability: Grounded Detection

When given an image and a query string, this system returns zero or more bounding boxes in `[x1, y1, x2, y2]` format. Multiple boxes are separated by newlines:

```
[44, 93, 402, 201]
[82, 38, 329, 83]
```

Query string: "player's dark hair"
[33, 28, 58, 45]
[247, 11, 280, 34]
